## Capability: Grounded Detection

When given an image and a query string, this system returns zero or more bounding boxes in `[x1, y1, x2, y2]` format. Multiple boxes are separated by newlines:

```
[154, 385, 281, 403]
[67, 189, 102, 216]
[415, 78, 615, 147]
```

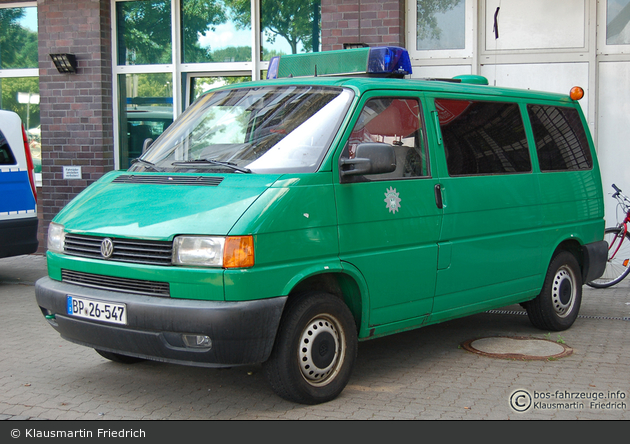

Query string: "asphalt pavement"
[1, 253, 629, 420]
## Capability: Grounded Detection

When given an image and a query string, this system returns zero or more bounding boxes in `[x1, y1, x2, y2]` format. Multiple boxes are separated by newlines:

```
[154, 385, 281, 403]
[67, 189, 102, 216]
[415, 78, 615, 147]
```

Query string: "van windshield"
[130, 85, 353, 174]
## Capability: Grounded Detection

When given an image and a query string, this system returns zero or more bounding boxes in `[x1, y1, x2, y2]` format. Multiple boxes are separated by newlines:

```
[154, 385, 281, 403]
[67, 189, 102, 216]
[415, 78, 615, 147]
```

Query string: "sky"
[196, 22, 303, 55]
[19, 7, 38, 32]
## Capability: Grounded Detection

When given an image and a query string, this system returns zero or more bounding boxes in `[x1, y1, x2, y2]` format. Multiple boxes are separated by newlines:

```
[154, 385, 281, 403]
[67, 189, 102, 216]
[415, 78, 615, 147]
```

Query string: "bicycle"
[587, 184, 630, 288]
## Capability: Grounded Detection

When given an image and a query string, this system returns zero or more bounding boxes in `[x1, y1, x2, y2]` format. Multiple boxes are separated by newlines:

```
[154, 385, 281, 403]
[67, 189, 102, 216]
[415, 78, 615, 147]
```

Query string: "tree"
[226, 0, 320, 56]
[117, 0, 227, 65]
[416, 0, 462, 41]
[0, 8, 38, 69]
[0, 77, 40, 127]
[181, 0, 228, 63]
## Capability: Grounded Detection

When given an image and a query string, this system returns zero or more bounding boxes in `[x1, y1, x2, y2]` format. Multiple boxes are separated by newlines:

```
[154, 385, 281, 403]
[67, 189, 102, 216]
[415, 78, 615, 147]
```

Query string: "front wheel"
[262, 292, 358, 405]
[587, 227, 630, 288]
[526, 251, 582, 331]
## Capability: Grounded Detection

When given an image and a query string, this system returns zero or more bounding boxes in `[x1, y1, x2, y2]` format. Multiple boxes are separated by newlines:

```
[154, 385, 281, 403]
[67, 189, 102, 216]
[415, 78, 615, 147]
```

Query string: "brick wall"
[321, 0, 405, 50]
[36, 0, 114, 253]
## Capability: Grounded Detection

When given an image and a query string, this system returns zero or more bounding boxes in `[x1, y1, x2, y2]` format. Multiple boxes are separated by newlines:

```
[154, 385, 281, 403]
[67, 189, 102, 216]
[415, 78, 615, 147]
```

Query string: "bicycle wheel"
[587, 227, 630, 288]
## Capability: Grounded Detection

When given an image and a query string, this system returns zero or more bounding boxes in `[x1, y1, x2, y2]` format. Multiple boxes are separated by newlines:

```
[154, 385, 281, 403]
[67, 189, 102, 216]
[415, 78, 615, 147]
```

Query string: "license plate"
[66, 295, 127, 325]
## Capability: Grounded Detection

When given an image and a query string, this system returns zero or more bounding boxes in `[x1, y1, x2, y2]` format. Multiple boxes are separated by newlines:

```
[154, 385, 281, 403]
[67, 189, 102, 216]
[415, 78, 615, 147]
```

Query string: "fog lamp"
[182, 334, 212, 349]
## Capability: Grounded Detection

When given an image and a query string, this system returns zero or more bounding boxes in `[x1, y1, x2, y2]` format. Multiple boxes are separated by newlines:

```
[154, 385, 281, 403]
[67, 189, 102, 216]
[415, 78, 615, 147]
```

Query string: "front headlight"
[173, 236, 225, 267]
[172, 235, 254, 268]
[47, 222, 65, 253]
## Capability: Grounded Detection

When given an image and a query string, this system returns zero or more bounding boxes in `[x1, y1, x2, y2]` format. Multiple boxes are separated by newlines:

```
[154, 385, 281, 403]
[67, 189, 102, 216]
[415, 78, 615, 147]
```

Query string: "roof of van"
[256, 46, 577, 104]
[212, 76, 577, 105]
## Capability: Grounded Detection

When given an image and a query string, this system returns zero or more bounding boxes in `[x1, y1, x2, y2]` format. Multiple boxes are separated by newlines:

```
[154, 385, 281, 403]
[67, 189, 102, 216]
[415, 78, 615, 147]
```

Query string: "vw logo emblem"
[100, 238, 114, 259]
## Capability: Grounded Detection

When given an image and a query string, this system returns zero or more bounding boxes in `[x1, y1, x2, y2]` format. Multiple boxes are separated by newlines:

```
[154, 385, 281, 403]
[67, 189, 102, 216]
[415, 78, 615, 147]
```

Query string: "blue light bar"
[367, 47, 412, 77]
[267, 56, 281, 80]
[266, 46, 413, 80]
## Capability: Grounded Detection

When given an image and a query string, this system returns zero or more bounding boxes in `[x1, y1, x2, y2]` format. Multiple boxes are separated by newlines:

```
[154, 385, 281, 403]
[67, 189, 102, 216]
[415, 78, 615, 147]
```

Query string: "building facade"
[1, 0, 629, 251]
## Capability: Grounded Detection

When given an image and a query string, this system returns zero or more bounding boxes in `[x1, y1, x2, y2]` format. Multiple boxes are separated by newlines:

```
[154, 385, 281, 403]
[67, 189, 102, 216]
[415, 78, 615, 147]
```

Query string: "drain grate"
[486, 309, 630, 322]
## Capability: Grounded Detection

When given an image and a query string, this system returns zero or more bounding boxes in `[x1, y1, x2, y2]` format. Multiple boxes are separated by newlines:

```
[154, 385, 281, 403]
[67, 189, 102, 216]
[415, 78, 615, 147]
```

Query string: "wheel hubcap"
[552, 266, 576, 317]
[299, 316, 344, 386]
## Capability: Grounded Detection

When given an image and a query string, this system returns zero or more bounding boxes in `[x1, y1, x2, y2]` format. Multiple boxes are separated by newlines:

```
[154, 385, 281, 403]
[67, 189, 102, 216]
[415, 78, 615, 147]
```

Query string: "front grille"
[113, 175, 224, 186]
[64, 233, 173, 266]
[62, 269, 170, 297]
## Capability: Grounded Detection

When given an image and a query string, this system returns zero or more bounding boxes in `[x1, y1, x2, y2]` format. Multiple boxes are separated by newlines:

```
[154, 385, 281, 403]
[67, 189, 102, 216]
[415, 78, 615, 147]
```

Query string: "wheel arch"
[556, 238, 584, 269]
[282, 268, 369, 337]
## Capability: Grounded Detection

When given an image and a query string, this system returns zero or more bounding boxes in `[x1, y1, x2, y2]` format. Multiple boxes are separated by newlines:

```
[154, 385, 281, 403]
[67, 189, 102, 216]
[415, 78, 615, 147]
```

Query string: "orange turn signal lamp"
[224, 235, 255, 268]
[570, 86, 584, 101]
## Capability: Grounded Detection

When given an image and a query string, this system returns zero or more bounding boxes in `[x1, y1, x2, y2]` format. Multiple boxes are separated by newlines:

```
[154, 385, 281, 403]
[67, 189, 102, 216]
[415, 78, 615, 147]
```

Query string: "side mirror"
[142, 138, 153, 153]
[340, 142, 397, 177]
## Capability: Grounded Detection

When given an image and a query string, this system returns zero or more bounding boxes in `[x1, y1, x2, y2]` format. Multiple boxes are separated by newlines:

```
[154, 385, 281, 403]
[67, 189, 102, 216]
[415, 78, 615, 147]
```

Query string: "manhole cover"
[461, 336, 572, 360]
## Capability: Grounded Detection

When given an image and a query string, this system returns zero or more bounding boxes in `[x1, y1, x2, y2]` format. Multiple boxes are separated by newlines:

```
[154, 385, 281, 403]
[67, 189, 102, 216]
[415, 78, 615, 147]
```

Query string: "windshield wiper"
[171, 159, 252, 173]
[131, 158, 164, 172]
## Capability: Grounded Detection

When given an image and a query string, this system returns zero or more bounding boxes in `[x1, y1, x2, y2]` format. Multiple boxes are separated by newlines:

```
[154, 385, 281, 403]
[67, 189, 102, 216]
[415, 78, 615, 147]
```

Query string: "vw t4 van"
[35, 47, 606, 404]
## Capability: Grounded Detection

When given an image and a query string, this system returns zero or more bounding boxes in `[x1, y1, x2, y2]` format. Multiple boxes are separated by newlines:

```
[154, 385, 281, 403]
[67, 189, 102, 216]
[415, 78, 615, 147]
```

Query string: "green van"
[35, 47, 607, 405]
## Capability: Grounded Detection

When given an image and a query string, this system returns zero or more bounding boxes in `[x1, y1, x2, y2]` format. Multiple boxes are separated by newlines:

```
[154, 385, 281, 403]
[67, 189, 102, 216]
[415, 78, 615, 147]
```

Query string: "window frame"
[598, 0, 630, 55]
[406, 0, 476, 61]
[112, 0, 272, 169]
[0, 2, 40, 186]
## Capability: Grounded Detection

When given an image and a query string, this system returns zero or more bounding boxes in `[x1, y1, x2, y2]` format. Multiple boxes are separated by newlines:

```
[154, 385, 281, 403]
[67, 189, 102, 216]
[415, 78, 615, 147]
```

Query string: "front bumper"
[35, 277, 287, 367]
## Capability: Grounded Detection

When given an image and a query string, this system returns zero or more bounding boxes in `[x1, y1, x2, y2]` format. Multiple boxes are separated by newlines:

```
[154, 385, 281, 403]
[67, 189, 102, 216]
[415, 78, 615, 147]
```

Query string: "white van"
[0, 110, 38, 258]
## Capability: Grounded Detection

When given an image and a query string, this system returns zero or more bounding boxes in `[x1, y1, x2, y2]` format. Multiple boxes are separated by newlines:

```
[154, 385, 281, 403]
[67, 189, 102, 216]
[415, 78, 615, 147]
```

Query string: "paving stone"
[1, 254, 630, 420]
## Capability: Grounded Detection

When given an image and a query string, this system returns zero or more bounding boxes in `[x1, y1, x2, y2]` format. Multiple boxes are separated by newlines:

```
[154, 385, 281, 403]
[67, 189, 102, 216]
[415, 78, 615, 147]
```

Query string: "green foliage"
[116, 0, 173, 64]
[556, 334, 566, 344]
[416, 0, 462, 41]
[181, 0, 228, 63]
[0, 8, 38, 69]
[210, 46, 252, 63]
[225, 0, 321, 56]
[0, 77, 40, 127]
[117, 0, 229, 64]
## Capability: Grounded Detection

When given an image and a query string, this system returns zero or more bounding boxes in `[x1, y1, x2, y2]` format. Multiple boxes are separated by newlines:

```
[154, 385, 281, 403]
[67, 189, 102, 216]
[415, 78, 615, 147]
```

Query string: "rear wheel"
[526, 251, 582, 331]
[95, 349, 145, 364]
[587, 227, 630, 288]
[262, 292, 357, 405]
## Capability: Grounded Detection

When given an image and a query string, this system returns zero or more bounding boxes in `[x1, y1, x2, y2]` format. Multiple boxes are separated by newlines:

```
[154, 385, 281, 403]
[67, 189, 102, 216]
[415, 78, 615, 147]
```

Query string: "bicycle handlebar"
[611, 184, 630, 216]
[612, 183, 621, 197]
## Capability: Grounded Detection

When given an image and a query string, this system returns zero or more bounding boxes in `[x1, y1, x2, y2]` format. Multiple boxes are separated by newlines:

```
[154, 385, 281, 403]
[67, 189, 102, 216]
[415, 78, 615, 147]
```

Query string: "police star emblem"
[384, 186, 401, 214]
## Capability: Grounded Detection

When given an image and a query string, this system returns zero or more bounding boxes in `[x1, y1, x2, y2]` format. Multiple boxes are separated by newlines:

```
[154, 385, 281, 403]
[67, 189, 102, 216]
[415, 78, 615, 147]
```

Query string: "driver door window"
[343, 97, 428, 181]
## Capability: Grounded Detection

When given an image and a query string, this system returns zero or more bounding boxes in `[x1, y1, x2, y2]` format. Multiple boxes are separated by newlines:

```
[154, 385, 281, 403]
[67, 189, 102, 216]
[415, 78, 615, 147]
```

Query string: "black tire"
[587, 227, 630, 288]
[262, 291, 358, 405]
[95, 349, 145, 364]
[526, 251, 582, 331]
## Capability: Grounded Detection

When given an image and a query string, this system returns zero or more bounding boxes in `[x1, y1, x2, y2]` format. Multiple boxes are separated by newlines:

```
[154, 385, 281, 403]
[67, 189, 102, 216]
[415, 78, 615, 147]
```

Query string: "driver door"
[334, 92, 442, 329]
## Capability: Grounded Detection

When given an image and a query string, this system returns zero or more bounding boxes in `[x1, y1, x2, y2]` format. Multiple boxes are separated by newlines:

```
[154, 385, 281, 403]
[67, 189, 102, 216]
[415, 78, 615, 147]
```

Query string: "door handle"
[435, 184, 443, 209]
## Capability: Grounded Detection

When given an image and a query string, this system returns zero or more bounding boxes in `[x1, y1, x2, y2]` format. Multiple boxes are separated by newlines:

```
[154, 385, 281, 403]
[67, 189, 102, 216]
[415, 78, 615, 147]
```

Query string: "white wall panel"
[409, 65, 472, 79]
[480, 62, 590, 117]
[597, 61, 630, 225]
[485, 0, 586, 51]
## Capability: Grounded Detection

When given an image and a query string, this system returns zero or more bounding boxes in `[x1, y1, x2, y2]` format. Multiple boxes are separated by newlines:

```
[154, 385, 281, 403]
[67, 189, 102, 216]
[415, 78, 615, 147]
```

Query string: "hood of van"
[54, 171, 281, 239]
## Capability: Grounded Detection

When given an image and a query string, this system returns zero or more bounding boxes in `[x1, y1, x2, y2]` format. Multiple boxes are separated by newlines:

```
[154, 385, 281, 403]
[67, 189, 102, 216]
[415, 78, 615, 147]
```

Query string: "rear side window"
[527, 105, 592, 171]
[435, 99, 531, 176]
[0, 130, 17, 165]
